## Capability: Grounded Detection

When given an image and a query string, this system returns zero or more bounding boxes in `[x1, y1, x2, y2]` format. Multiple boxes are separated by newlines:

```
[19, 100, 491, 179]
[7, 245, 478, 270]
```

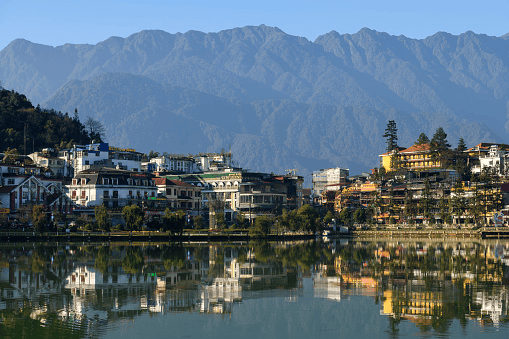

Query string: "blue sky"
[1, 0, 508, 51]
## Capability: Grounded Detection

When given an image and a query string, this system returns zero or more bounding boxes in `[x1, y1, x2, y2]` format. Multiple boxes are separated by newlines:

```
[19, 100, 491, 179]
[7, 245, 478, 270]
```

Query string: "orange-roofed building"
[380, 143, 442, 171]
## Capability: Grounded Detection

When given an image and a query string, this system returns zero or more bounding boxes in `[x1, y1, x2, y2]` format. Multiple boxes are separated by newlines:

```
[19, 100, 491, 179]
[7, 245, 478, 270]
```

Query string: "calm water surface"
[1, 239, 508, 338]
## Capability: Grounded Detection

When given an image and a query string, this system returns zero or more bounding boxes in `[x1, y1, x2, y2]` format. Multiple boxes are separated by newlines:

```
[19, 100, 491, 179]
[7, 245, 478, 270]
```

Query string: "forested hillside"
[0, 88, 94, 155]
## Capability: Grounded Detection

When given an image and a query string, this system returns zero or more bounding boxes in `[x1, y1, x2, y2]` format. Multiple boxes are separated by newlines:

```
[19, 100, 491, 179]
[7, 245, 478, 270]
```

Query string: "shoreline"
[1, 227, 509, 243]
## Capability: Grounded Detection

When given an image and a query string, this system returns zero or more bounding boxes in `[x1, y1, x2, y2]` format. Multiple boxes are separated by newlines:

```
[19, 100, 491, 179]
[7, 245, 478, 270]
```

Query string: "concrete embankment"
[0, 231, 316, 243]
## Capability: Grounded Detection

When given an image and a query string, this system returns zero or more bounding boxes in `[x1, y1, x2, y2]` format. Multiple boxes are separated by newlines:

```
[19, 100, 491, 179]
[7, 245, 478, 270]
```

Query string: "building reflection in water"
[0, 240, 508, 336]
[312, 240, 509, 331]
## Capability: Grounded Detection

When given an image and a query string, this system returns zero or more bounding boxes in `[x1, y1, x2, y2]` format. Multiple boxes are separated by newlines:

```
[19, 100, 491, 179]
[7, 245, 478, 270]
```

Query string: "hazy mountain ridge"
[1, 25, 508, 178]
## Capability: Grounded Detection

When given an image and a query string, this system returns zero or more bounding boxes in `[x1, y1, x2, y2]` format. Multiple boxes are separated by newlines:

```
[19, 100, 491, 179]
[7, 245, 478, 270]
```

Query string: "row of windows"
[165, 188, 200, 197]
[72, 177, 154, 186]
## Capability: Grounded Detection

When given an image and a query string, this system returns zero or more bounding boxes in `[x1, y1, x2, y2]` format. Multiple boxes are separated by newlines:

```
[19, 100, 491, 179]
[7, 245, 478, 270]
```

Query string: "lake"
[0, 238, 508, 338]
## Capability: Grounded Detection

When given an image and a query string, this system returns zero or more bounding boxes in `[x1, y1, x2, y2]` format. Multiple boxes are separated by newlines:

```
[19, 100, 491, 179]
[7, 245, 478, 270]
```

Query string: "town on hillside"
[1, 120, 509, 232]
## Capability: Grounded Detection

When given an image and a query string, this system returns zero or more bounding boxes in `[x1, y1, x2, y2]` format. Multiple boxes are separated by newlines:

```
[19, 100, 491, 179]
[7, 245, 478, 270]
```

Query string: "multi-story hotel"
[380, 144, 440, 172]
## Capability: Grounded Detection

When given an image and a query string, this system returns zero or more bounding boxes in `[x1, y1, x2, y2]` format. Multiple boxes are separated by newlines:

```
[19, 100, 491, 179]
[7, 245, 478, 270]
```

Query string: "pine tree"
[382, 120, 398, 152]
[430, 127, 451, 168]
[415, 133, 430, 145]
[454, 138, 470, 180]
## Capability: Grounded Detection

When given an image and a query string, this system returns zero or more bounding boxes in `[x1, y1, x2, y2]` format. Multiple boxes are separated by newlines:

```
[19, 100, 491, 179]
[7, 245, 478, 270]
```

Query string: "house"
[0, 176, 51, 213]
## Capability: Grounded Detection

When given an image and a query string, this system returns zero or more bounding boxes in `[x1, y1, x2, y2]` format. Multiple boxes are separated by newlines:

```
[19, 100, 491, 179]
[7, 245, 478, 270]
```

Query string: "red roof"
[152, 177, 170, 186]
[400, 143, 430, 153]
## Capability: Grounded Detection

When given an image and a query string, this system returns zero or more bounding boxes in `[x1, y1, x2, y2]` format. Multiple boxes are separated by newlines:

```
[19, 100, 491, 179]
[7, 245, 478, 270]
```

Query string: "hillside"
[0, 88, 92, 154]
[1, 26, 508, 178]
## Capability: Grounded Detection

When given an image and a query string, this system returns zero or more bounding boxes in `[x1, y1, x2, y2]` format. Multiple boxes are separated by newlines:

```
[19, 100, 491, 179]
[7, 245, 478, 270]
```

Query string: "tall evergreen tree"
[415, 133, 430, 145]
[430, 127, 451, 168]
[382, 120, 398, 152]
[454, 138, 470, 180]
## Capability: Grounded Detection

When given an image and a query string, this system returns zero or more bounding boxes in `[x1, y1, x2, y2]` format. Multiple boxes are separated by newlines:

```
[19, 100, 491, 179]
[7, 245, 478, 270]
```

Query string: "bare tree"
[85, 116, 105, 142]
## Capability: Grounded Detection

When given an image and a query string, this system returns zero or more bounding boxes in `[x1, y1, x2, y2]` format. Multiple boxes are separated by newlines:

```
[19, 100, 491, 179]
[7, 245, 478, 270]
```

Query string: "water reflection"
[0, 239, 508, 338]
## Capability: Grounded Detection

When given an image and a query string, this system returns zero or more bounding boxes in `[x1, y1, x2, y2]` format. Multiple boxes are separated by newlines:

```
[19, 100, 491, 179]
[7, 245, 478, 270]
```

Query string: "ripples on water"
[0, 239, 508, 338]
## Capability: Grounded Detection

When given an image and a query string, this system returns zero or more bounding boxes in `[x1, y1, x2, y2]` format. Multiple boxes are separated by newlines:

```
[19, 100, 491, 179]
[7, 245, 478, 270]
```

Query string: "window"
[72, 190, 77, 198]
[7, 178, 15, 185]
[96, 152, 100, 156]
[81, 190, 86, 198]
[81, 178, 87, 185]
[85, 160, 89, 165]
[103, 190, 109, 198]
[113, 191, 118, 198]
[103, 178, 109, 185]
[72, 179, 77, 185]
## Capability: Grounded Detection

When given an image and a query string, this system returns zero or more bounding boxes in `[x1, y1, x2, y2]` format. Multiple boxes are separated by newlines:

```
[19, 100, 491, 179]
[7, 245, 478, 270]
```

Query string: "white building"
[148, 154, 201, 173]
[194, 152, 234, 172]
[28, 148, 72, 177]
[71, 143, 143, 174]
[474, 145, 509, 176]
[312, 168, 349, 197]
[67, 168, 157, 208]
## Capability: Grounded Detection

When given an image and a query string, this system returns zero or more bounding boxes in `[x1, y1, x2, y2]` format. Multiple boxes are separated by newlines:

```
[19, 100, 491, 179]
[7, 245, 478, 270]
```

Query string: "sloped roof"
[0, 185, 17, 193]
[401, 143, 431, 153]
[152, 177, 171, 186]
[170, 180, 194, 187]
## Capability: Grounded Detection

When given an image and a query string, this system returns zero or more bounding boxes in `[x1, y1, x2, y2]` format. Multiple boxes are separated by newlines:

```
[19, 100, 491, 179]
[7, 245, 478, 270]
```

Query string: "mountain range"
[1, 25, 509, 182]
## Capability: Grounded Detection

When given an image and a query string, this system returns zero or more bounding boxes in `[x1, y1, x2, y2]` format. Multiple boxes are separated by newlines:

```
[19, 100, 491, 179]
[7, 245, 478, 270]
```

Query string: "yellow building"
[380, 144, 441, 172]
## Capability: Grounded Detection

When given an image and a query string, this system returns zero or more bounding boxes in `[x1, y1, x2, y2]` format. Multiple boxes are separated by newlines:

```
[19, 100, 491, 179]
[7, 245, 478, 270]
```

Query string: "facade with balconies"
[66, 168, 157, 209]
[164, 169, 304, 222]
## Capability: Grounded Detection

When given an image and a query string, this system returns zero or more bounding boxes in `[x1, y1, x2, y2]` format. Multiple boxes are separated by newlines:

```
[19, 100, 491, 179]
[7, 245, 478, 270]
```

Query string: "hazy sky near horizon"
[1, 0, 508, 51]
